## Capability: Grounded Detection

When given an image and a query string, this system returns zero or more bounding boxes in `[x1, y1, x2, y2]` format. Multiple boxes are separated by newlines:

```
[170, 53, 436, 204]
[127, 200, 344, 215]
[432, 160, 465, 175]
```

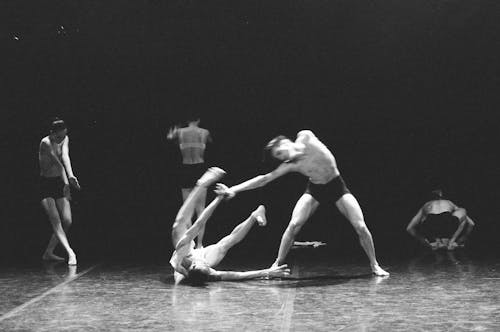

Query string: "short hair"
[49, 118, 67, 133]
[430, 189, 444, 201]
[262, 135, 288, 165]
[186, 267, 210, 285]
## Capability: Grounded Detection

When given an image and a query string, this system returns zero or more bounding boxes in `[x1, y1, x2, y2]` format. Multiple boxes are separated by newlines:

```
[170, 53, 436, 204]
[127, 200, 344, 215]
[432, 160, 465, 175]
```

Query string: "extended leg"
[172, 167, 226, 247]
[272, 194, 319, 267]
[204, 205, 267, 267]
[194, 188, 208, 248]
[336, 193, 389, 276]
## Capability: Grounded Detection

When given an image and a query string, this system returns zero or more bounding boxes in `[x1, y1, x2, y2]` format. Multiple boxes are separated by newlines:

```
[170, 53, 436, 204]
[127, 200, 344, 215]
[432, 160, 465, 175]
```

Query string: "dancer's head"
[264, 135, 294, 163]
[187, 261, 211, 285]
[430, 189, 444, 201]
[186, 113, 201, 126]
[49, 118, 68, 143]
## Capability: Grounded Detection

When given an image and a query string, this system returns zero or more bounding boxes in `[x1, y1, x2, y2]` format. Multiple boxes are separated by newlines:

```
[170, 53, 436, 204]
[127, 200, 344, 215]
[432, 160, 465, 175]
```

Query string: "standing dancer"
[216, 130, 389, 276]
[39, 118, 81, 265]
[167, 116, 212, 248]
[171, 167, 290, 284]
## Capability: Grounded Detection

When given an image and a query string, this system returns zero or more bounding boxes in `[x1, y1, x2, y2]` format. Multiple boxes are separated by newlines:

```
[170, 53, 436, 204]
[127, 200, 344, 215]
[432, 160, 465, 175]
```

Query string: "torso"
[292, 135, 340, 184]
[178, 126, 209, 164]
[39, 136, 65, 177]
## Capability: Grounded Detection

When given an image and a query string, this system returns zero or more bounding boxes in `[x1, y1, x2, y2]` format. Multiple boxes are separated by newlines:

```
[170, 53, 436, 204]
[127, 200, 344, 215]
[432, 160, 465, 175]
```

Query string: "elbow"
[259, 175, 271, 187]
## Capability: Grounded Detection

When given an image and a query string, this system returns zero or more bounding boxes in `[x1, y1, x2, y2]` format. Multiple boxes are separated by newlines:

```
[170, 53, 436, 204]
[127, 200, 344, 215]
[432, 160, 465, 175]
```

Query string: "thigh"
[55, 197, 72, 222]
[200, 245, 225, 267]
[335, 193, 365, 227]
[290, 194, 319, 227]
[41, 198, 60, 221]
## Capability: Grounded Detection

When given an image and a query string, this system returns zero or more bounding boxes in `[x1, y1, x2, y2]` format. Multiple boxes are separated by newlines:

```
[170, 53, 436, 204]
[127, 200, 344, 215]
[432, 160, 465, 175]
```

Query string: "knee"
[288, 219, 305, 235]
[453, 208, 467, 221]
[62, 216, 72, 228]
[353, 221, 369, 236]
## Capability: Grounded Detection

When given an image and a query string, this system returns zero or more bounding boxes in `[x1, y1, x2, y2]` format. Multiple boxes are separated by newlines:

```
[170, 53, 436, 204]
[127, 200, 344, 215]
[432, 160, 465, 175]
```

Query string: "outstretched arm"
[210, 264, 290, 281]
[406, 207, 432, 248]
[218, 163, 295, 198]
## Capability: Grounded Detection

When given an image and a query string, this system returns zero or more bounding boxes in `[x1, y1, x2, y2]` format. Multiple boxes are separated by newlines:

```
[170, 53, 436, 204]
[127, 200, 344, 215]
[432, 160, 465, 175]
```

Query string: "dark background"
[1, 0, 499, 264]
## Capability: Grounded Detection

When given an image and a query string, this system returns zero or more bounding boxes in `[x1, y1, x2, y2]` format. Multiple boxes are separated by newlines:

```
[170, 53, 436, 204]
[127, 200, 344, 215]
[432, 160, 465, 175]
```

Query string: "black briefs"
[39, 176, 65, 201]
[305, 175, 351, 204]
[179, 163, 206, 189]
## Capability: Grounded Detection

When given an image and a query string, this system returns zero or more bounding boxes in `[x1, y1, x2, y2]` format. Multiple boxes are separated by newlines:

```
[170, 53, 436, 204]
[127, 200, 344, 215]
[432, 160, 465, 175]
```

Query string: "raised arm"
[61, 137, 80, 190]
[406, 206, 432, 248]
[167, 126, 180, 140]
[210, 264, 290, 281]
[220, 163, 295, 198]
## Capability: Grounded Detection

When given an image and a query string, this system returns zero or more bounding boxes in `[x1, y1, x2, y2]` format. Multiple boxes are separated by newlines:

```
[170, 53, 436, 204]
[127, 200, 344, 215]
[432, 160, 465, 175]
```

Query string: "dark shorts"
[39, 176, 65, 201]
[420, 212, 459, 240]
[179, 163, 206, 189]
[305, 175, 351, 204]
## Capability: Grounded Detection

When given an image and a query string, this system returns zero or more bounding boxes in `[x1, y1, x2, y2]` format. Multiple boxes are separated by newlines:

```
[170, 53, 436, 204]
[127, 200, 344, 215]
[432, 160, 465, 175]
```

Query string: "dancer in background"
[168, 116, 212, 248]
[406, 189, 475, 250]
[39, 118, 81, 265]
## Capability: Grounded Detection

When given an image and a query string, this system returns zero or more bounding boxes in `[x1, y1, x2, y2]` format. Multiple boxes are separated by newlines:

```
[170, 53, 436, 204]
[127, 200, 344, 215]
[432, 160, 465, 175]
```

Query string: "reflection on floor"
[0, 251, 499, 331]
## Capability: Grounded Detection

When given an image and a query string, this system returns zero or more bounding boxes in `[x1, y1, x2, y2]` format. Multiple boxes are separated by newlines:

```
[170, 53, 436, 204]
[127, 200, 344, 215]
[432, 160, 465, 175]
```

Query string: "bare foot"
[42, 252, 65, 262]
[196, 167, 226, 187]
[251, 205, 267, 226]
[68, 254, 77, 266]
[372, 264, 389, 277]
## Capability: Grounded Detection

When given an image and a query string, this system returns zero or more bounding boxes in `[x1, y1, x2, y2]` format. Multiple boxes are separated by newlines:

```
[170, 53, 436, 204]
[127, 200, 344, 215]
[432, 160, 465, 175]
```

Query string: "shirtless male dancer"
[406, 189, 475, 250]
[170, 167, 290, 284]
[167, 117, 212, 248]
[39, 118, 81, 265]
[216, 130, 389, 276]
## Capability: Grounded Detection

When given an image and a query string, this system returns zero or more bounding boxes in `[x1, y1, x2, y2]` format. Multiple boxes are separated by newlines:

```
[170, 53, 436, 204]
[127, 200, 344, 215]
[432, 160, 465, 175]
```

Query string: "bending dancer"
[406, 189, 475, 250]
[216, 130, 389, 276]
[167, 116, 212, 248]
[171, 167, 290, 284]
[39, 118, 81, 265]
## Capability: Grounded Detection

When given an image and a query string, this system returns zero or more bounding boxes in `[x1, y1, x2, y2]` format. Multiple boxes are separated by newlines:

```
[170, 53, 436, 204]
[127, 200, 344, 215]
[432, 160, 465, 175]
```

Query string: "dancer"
[406, 189, 475, 250]
[167, 116, 212, 248]
[216, 130, 389, 276]
[170, 167, 290, 284]
[39, 118, 80, 265]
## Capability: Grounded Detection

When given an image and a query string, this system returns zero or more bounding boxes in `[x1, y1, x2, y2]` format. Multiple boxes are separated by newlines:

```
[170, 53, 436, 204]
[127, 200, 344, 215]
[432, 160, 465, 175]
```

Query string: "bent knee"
[62, 217, 72, 227]
[289, 218, 306, 233]
[352, 221, 369, 235]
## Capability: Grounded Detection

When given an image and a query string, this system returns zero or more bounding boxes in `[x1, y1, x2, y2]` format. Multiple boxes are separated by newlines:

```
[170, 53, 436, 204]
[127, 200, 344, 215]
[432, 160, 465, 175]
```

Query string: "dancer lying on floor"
[170, 167, 290, 284]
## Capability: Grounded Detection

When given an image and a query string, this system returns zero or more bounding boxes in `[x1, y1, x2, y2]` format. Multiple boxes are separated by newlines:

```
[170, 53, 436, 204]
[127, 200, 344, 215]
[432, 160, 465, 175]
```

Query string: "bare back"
[39, 136, 65, 177]
[178, 126, 210, 164]
[292, 131, 340, 184]
[423, 199, 457, 215]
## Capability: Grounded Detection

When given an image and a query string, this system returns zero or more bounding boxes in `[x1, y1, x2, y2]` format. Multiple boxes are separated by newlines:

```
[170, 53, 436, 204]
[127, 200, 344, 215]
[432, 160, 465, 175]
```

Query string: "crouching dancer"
[170, 167, 290, 284]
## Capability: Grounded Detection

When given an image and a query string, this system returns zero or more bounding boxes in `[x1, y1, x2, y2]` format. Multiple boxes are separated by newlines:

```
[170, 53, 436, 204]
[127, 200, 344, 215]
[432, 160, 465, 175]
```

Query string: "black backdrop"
[2, 0, 499, 263]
